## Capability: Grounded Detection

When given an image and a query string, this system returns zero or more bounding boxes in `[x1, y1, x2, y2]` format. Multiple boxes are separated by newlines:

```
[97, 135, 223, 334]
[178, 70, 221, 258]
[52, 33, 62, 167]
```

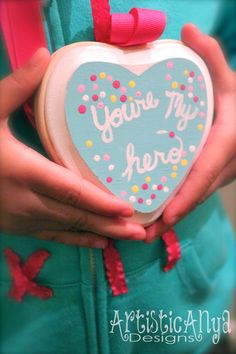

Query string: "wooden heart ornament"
[35, 40, 214, 226]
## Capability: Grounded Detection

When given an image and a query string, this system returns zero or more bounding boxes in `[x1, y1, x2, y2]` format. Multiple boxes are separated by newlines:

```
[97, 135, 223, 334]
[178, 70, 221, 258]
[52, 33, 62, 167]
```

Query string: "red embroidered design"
[161, 229, 181, 272]
[103, 240, 128, 296]
[4, 248, 53, 302]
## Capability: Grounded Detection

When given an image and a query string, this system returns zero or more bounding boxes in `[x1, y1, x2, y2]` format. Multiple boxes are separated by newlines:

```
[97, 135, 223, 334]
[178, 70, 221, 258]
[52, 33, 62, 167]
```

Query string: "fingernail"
[128, 225, 146, 240]
[168, 215, 180, 225]
[120, 206, 134, 217]
[28, 47, 50, 67]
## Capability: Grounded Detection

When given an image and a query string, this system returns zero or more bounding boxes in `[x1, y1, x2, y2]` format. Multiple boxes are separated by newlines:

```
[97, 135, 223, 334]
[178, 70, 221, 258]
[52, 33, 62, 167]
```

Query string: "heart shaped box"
[35, 40, 214, 226]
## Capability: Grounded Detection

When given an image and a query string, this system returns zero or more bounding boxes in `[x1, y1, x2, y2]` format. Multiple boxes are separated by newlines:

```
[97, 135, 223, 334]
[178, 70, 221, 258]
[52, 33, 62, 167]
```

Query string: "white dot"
[129, 196, 136, 203]
[200, 101, 205, 106]
[82, 94, 89, 101]
[146, 199, 152, 206]
[108, 164, 115, 171]
[188, 77, 193, 83]
[94, 155, 100, 162]
[189, 145, 196, 152]
[163, 187, 169, 193]
[152, 184, 157, 190]
[188, 92, 193, 98]
[100, 91, 106, 98]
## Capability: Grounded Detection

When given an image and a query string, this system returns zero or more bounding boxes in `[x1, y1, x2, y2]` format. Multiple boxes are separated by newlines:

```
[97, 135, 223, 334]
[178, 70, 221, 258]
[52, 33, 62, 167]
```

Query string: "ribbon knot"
[90, 0, 166, 46]
[4, 248, 53, 302]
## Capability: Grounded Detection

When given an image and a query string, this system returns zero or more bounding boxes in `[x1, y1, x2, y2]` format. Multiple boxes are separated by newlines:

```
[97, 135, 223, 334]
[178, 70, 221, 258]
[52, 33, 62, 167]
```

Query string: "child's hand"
[146, 24, 236, 242]
[0, 48, 146, 248]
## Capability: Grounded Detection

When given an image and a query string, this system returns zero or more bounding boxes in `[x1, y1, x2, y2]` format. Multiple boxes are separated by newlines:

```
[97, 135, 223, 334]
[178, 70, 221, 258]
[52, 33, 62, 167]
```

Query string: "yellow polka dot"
[131, 185, 139, 193]
[85, 140, 93, 148]
[128, 80, 136, 88]
[171, 172, 177, 179]
[128, 96, 133, 102]
[197, 123, 203, 130]
[99, 72, 106, 79]
[181, 159, 188, 166]
[171, 81, 178, 89]
[110, 95, 117, 103]
[145, 176, 151, 183]
[184, 69, 188, 76]
[172, 165, 178, 171]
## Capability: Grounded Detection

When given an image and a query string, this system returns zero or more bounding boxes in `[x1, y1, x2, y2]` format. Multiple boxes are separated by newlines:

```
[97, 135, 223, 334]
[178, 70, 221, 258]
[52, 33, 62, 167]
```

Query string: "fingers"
[29, 154, 134, 218]
[145, 217, 169, 243]
[34, 230, 109, 248]
[0, 47, 50, 118]
[181, 24, 234, 93]
[162, 124, 235, 226]
[31, 192, 146, 241]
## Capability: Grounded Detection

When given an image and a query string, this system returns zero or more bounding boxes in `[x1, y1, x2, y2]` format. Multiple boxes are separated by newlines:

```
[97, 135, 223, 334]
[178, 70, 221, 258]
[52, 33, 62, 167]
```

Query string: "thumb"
[0, 47, 50, 119]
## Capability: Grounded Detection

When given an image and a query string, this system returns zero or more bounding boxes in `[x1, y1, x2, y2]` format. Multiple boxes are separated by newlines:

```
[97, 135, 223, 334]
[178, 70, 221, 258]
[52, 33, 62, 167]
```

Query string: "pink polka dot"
[188, 85, 193, 92]
[200, 84, 205, 90]
[106, 177, 112, 183]
[157, 184, 163, 190]
[169, 131, 175, 138]
[120, 95, 127, 102]
[92, 94, 99, 101]
[161, 176, 167, 183]
[197, 75, 203, 82]
[103, 154, 110, 161]
[136, 91, 142, 97]
[138, 198, 143, 204]
[193, 96, 199, 102]
[98, 102, 104, 109]
[142, 183, 148, 190]
[120, 190, 127, 197]
[78, 105, 86, 114]
[77, 84, 85, 92]
[189, 71, 195, 78]
[120, 86, 127, 94]
[90, 75, 97, 81]
[107, 75, 113, 81]
[151, 194, 156, 200]
[113, 80, 120, 89]
[167, 61, 173, 69]
[93, 84, 99, 90]
[166, 74, 172, 81]
[180, 84, 186, 90]
[199, 111, 205, 118]
[181, 150, 187, 157]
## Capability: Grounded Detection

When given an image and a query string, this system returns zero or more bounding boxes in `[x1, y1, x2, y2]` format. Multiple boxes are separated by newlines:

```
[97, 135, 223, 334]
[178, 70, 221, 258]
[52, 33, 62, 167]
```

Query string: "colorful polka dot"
[94, 155, 100, 162]
[189, 145, 196, 152]
[99, 72, 106, 79]
[157, 184, 163, 190]
[146, 199, 152, 206]
[181, 150, 187, 157]
[92, 94, 99, 101]
[103, 154, 110, 161]
[142, 183, 148, 190]
[188, 92, 193, 98]
[184, 69, 188, 76]
[145, 176, 151, 183]
[199, 111, 205, 118]
[82, 94, 89, 101]
[151, 194, 156, 200]
[180, 84, 186, 90]
[197, 75, 203, 82]
[171, 81, 178, 89]
[85, 140, 93, 148]
[172, 165, 178, 171]
[97, 102, 104, 109]
[120, 86, 127, 94]
[100, 91, 106, 98]
[152, 184, 157, 190]
[188, 77, 193, 83]
[128, 80, 136, 88]
[129, 196, 136, 203]
[169, 131, 175, 138]
[90, 75, 97, 81]
[193, 96, 199, 102]
[181, 159, 188, 166]
[120, 95, 127, 102]
[166, 74, 172, 81]
[78, 105, 86, 114]
[110, 95, 117, 103]
[197, 123, 204, 130]
[132, 185, 139, 193]
[188, 85, 193, 92]
[163, 187, 169, 193]
[107, 75, 113, 81]
[77, 84, 85, 92]
[120, 190, 127, 197]
[200, 84, 205, 90]
[93, 84, 99, 90]
[128, 96, 133, 101]
[108, 164, 115, 171]
[113, 80, 120, 89]
[106, 177, 112, 183]
[171, 172, 177, 179]
[136, 91, 142, 97]
[189, 71, 195, 78]
[200, 101, 205, 106]
[138, 198, 143, 204]
[167, 61, 173, 69]
[161, 176, 167, 183]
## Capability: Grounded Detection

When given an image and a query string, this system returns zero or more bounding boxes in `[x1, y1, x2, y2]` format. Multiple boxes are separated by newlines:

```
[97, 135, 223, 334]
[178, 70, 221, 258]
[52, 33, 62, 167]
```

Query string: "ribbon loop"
[110, 8, 166, 46]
